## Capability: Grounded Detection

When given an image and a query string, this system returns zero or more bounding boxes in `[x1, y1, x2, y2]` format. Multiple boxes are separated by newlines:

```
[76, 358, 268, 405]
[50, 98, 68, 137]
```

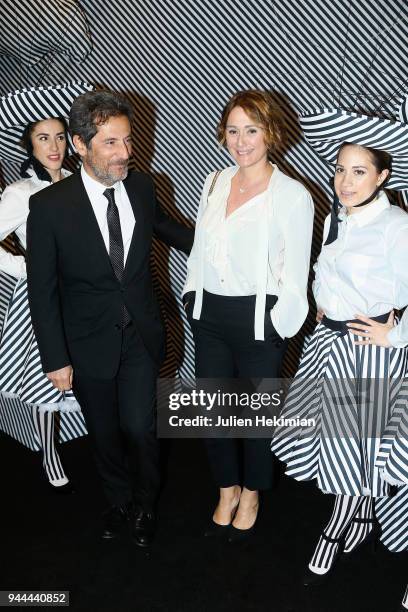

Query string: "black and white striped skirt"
[376, 485, 408, 552]
[271, 322, 408, 498]
[0, 278, 79, 411]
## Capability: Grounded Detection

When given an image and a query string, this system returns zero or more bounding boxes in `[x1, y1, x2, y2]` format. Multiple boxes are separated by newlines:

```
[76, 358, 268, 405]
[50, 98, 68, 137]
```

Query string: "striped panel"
[0, 392, 39, 449]
[0, 0, 91, 67]
[0, 271, 17, 333]
[0, 391, 87, 450]
[376, 485, 408, 552]
[0, 278, 78, 404]
[0, 1, 407, 378]
[271, 324, 408, 497]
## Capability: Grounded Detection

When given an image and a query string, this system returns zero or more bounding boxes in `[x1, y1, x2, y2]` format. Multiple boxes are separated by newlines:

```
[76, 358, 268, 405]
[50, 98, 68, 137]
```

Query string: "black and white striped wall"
[1, 0, 407, 378]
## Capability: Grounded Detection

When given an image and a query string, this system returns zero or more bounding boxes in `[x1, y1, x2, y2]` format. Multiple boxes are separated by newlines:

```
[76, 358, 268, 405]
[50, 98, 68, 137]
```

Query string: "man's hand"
[46, 365, 73, 391]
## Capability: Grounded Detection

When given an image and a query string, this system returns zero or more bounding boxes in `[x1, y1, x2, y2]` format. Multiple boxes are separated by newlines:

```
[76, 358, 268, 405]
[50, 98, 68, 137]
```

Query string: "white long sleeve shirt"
[183, 164, 315, 340]
[0, 168, 71, 278]
[313, 191, 408, 348]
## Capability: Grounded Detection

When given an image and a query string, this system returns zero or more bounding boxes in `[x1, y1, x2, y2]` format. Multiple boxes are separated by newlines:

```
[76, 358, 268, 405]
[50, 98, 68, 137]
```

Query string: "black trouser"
[73, 323, 160, 510]
[188, 291, 287, 491]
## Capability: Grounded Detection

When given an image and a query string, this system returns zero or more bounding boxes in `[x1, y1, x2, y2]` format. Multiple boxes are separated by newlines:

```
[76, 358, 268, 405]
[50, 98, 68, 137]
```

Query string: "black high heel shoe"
[227, 502, 259, 544]
[204, 496, 241, 538]
[302, 532, 343, 587]
[204, 521, 231, 538]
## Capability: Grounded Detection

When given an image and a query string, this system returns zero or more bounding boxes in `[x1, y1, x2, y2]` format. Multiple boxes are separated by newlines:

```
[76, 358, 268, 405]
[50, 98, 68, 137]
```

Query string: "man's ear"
[72, 134, 87, 157]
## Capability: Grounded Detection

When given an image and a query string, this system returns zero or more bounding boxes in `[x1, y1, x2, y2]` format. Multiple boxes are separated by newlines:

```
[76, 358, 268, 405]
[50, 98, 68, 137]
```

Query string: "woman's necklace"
[238, 167, 272, 194]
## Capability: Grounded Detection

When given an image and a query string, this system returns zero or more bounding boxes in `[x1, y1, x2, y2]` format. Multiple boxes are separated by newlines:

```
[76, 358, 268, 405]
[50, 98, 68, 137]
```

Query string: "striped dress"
[0, 173, 86, 451]
[272, 193, 408, 509]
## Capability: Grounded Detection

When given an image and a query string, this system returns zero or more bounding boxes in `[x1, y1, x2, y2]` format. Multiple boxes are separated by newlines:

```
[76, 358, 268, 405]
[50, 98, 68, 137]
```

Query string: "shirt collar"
[81, 165, 121, 198]
[26, 166, 71, 184]
[339, 190, 390, 227]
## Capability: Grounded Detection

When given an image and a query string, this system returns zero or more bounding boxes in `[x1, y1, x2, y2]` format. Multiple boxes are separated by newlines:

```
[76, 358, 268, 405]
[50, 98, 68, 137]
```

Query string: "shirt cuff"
[270, 308, 286, 340]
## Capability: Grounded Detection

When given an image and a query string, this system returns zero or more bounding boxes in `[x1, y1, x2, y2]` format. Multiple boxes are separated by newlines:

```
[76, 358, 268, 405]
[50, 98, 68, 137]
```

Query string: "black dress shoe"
[132, 507, 156, 548]
[101, 503, 133, 540]
[48, 481, 76, 495]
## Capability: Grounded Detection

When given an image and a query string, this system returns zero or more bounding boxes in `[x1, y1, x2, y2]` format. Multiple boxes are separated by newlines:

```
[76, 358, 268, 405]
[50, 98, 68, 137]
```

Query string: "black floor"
[1, 433, 406, 612]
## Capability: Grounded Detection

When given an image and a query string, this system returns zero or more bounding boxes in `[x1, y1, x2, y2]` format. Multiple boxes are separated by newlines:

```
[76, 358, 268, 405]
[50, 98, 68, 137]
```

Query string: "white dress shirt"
[183, 164, 315, 340]
[0, 168, 71, 278]
[81, 166, 135, 263]
[313, 191, 408, 348]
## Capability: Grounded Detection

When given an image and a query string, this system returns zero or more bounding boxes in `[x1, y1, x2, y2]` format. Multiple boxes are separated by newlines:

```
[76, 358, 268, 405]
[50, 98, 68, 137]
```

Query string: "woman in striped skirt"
[272, 139, 408, 587]
[0, 116, 78, 493]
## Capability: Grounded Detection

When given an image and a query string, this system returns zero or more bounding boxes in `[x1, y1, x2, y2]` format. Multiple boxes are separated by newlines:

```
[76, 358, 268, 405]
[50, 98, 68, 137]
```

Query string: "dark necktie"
[103, 188, 131, 326]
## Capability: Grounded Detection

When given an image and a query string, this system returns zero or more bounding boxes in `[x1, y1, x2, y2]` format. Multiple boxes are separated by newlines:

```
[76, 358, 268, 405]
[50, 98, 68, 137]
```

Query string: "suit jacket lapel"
[72, 171, 115, 275]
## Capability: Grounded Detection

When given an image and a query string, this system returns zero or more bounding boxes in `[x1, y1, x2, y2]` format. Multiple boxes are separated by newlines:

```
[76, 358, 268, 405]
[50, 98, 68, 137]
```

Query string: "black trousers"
[73, 323, 160, 510]
[188, 291, 287, 491]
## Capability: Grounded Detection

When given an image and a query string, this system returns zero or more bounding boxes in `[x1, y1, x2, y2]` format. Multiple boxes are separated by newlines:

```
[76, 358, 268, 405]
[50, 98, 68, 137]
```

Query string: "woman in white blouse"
[272, 141, 408, 586]
[183, 90, 314, 540]
[0, 117, 75, 493]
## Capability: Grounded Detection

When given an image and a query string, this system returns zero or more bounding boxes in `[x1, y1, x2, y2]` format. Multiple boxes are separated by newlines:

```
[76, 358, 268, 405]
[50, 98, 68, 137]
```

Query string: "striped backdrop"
[0, 0, 407, 380]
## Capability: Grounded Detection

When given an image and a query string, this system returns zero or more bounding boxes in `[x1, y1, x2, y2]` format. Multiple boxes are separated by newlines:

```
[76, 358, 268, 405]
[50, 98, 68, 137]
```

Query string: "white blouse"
[313, 191, 408, 348]
[183, 164, 315, 340]
[0, 168, 71, 279]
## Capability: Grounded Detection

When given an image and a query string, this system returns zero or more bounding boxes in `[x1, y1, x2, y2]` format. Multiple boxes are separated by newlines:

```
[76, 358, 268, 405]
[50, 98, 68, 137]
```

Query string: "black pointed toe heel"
[227, 502, 259, 544]
[204, 521, 231, 538]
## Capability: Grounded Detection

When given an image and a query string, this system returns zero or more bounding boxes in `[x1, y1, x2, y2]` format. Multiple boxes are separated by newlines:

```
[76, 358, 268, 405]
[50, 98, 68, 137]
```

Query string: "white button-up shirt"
[313, 191, 408, 348]
[0, 168, 71, 278]
[81, 166, 135, 263]
[183, 164, 314, 340]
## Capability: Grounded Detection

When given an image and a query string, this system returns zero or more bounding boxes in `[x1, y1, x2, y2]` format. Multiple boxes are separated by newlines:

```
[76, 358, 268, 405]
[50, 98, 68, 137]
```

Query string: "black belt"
[322, 312, 391, 335]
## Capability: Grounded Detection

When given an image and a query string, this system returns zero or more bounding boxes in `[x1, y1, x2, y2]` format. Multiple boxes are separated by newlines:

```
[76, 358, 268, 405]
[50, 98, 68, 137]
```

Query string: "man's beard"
[86, 153, 129, 186]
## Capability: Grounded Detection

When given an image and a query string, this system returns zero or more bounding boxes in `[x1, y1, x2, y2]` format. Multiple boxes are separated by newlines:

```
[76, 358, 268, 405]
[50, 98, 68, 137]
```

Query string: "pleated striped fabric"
[0, 392, 87, 451]
[0, 0, 92, 67]
[403, 585, 408, 608]
[376, 383, 408, 484]
[271, 323, 408, 497]
[0, 81, 94, 162]
[0, 271, 17, 332]
[376, 485, 408, 552]
[0, 278, 79, 408]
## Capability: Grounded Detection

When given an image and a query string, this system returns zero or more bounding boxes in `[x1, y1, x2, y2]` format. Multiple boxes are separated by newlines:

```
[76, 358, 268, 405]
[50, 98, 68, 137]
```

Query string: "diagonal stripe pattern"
[1, 1, 407, 383]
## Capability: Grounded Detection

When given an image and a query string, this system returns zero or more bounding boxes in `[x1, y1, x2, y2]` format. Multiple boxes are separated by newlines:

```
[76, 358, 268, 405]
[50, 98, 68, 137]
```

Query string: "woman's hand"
[347, 312, 394, 347]
[316, 308, 324, 323]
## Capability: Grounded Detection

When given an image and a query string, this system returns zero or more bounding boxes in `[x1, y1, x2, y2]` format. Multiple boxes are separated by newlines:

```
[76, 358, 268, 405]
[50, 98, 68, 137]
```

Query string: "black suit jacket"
[26, 170, 193, 378]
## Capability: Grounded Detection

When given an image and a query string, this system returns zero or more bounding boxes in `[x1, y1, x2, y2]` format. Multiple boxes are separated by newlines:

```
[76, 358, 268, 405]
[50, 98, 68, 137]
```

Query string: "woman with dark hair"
[183, 89, 314, 540]
[0, 116, 76, 493]
[272, 138, 408, 586]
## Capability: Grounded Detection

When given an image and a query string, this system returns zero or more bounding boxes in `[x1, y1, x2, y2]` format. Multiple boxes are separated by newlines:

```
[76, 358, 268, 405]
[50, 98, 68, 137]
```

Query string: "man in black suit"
[27, 91, 193, 546]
